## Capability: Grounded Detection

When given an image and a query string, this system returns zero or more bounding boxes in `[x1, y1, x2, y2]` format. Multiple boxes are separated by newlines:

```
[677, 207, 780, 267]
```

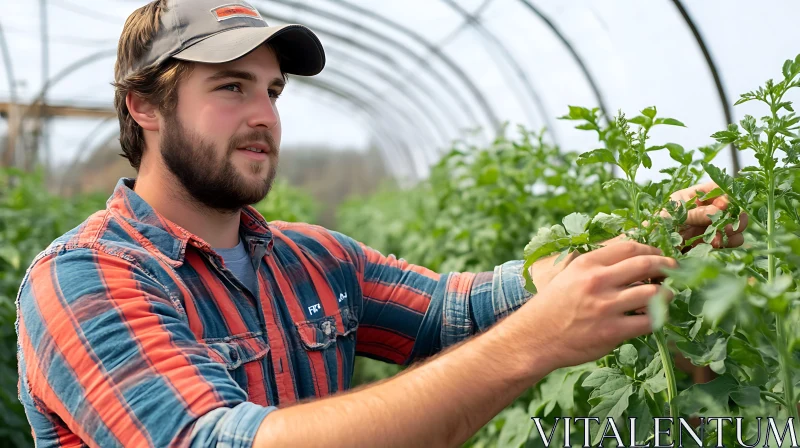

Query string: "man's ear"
[126, 92, 160, 131]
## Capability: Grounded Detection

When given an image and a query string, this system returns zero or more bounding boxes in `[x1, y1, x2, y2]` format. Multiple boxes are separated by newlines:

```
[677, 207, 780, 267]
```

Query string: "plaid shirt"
[15, 178, 533, 447]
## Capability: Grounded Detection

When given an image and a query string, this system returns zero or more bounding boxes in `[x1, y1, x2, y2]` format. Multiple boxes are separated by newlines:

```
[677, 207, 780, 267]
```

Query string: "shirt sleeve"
[328, 230, 534, 365]
[15, 247, 275, 448]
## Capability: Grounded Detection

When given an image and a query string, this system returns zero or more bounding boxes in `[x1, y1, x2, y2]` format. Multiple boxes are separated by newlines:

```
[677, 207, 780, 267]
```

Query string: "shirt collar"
[106, 177, 274, 266]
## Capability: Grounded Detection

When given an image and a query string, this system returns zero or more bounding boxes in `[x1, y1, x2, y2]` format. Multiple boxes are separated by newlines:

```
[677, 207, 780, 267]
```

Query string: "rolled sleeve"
[469, 260, 534, 333]
[415, 260, 535, 357]
[189, 402, 276, 448]
[327, 228, 535, 363]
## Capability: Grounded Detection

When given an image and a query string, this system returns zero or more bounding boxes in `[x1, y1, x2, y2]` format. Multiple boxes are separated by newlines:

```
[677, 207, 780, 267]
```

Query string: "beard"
[159, 112, 279, 214]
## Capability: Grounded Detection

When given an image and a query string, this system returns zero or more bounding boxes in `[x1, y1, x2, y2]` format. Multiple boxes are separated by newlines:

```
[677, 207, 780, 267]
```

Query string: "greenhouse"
[1, 0, 799, 446]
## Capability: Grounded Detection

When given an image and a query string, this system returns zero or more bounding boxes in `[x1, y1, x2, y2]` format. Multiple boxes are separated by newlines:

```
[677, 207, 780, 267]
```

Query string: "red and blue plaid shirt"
[15, 177, 533, 447]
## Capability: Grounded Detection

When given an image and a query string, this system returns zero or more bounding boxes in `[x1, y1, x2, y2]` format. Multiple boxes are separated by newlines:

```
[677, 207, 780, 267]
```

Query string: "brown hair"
[113, 0, 193, 171]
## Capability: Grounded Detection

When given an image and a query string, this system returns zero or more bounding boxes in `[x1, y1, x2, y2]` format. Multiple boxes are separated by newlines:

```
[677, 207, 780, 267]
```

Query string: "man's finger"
[613, 314, 656, 340]
[725, 233, 745, 248]
[604, 255, 679, 286]
[612, 284, 674, 313]
[685, 205, 722, 227]
[670, 181, 719, 201]
[586, 241, 662, 266]
[708, 231, 745, 248]
[732, 212, 749, 234]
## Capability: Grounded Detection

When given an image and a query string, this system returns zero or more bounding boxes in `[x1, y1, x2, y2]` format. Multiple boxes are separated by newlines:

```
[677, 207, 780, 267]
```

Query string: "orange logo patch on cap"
[211, 4, 264, 22]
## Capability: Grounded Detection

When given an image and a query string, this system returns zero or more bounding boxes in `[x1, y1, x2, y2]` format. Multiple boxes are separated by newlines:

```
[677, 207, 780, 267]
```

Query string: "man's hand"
[528, 250, 579, 293]
[520, 241, 677, 368]
[528, 182, 748, 292]
[666, 181, 749, 248]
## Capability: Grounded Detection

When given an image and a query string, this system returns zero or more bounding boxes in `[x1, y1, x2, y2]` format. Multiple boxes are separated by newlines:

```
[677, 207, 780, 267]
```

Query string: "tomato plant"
[519, 54, 800, 446]
[340, 54, 800, 447]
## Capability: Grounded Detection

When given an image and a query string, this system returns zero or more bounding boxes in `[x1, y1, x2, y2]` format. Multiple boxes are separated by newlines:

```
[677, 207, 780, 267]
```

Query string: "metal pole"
[671, 0, 740, 174]
[441, 0, 560, 146]
[39, 0, 51, 173]
[0, 21, 18, 167]
[515, 0, 610, 121]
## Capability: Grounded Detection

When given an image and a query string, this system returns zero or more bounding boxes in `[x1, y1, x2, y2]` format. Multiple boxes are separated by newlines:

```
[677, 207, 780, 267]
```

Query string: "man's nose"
[247, 92, 279, 129]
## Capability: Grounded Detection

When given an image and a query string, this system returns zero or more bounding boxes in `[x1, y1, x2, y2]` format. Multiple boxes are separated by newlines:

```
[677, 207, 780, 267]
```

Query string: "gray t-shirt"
[214, 238, 259, 298]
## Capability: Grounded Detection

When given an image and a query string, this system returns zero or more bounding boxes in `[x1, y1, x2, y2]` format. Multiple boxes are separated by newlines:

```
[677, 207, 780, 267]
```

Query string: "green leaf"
[642, 106, 657, 119]
[562, 105, 592, 120]
[710, 124, 741, 145]
[563, 212, 591, 236]
[577, 149, 617, 166]
[628, 388, 654, 444]
[729, 386, 760, 407]
[655, 117, 686, 127]
[582, 367, 628, 389]
[618, 344, 638, 368]
[698, 187, 724, 202]
[582, 368, 635, 445]
[702, 276, 747, 327]
[783, 59, 794, 79]
[676, 334, 729, 370]
[589, 386, 634, 445]
[665, 143, 693, 165]
[555, 372, 579, 412]
[703, 163, 734, 193]
[644, 370, 668, 394]
[677, 376, 737, 415]
[0, 246, 21, 270]
[699, 144, 724, 163]
[477, 165, 499, 185]
[497, 407, 533, 448]
[640, 355, 662, 379]
[523, 225, 568, 260]
[642, 152, 652, 169]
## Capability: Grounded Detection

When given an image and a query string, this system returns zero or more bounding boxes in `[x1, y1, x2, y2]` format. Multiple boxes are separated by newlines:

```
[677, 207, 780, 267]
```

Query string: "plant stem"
[654, 330, 679, 444]
[767, 170, 800, 429]
[630, 169, 680, 438]
[764, 86, 800, 428]
[761, 390, 787, 406]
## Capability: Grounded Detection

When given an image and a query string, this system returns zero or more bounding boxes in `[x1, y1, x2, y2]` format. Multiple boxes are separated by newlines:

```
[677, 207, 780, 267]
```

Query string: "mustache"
[227, 130, 279, 155]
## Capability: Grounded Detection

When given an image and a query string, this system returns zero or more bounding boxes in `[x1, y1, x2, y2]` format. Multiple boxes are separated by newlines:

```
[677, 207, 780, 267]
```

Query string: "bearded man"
[14, 1, 747, 446]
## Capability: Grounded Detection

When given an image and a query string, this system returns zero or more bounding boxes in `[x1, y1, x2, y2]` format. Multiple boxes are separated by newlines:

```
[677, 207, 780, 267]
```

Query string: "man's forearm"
[253, 309, 556, 448]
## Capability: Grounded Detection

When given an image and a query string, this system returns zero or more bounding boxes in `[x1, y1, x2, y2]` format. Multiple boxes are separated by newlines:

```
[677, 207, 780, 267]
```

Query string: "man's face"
[160, 45, 284, 213]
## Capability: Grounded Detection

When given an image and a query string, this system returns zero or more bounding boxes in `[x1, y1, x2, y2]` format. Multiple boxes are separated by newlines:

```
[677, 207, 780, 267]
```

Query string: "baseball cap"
[125, 0, 325, 78]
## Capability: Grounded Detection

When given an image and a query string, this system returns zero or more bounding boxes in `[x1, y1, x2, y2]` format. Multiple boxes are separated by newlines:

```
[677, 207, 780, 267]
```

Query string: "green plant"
[253, 177, 319, 223]
[518, 55, 800, 446]
[0, 168, 108, 447]
[340, 53, 799, 448]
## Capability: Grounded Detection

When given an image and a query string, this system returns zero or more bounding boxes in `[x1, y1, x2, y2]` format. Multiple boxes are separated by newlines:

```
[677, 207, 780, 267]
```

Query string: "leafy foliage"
[0, 168, 108, 447]
[339, 55, 800, 447]
[252, 178, 319, 223]
[337, 125, 623, 274]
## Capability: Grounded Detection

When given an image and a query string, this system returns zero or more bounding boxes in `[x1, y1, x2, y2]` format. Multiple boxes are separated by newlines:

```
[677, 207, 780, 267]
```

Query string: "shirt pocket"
[295, 307, 359, 351]
[202, 332, 271, 399]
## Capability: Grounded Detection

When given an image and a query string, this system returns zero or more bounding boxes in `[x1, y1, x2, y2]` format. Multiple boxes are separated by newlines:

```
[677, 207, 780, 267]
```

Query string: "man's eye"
[269, 89, 282, 99]
[220, 84, 242, 93]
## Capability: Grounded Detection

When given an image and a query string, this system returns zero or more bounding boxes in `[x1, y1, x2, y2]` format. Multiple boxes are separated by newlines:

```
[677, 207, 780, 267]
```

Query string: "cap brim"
[173, 24, 325, 76]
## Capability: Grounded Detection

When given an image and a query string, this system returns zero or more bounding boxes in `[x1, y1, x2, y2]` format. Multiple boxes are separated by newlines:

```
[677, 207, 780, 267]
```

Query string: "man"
[15, 1, 747, 446]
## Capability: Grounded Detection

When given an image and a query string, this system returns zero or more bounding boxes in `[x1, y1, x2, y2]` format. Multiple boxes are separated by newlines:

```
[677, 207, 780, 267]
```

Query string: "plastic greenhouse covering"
[2, 0, 800, 181]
